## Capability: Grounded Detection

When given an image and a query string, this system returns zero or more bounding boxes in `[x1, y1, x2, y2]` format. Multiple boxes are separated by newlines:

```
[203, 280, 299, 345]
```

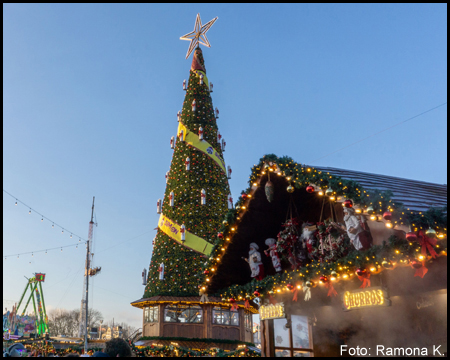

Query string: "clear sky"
[3, 4, 447, 330]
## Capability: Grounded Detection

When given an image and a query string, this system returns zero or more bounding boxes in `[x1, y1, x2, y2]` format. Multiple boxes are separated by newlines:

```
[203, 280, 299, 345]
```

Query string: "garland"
[138, 336, 255, 347]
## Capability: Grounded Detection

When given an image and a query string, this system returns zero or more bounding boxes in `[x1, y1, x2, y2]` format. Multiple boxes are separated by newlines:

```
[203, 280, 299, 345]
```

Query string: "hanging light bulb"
[76, 245, 78, 249]
[70, 234, 72, 238]
[45, 250, 47, 255]
[29, 209, 31, 214]
[61, 229, 64, 234]
[61, 247, 63, 252]
[32, 253, 34, 257]
[41, 217, 43, 222]
[52, 223, 54, 228]
[17, 255, 19, 259]
[79, 238, 81, 243]
[15, 200, 18, 205]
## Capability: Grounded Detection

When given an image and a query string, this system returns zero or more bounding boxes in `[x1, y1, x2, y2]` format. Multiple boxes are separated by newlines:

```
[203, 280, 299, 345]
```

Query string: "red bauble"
[383, 211, 392, 221]
[356, 268, 367, 277]
[343, 199, 353, 208]
[306, 185, 315, 193]
[253, 290, 260, 297]
[411, 260, 423, 269]
[406, 232, 417, 242]
[241, 194, 248, 200]
[229, 298, 236, 303]
[218, 233, 224, 239]
[286, 283, 294, 290]
[319, 275, 328, 283]
[204, 270, 209, 275]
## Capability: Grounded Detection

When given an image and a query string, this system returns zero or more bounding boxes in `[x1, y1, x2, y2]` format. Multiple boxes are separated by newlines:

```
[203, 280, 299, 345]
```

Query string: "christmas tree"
[143, 47, 231, 298]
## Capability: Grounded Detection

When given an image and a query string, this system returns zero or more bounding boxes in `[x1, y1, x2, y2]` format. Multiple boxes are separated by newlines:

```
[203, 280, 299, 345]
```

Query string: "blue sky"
[3, 4, 447, 329]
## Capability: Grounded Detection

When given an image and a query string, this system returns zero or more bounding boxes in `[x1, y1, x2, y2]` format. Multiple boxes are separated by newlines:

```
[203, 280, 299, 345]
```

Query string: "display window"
[144, 306, 159, 323]
[163, 304, 203, 323]
[244, 310, 252, 330]
[212, 306, 239, 326]
[273, 315, 313, 357]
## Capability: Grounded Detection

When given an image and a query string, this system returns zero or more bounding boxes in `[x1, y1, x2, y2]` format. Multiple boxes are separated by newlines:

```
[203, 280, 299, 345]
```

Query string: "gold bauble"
[287, 185, 294, 193]
[223, 220, 229, 226]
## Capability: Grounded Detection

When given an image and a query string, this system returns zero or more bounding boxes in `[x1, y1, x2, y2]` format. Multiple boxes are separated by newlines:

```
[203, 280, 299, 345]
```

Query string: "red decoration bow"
[358, 273, 371, 288]
[417, 230, 437, 258]
[230, 302, 238, 311]
[325, 282, 337, 297]
[411, 261, 429, 278]
[244, 300, 250, 309]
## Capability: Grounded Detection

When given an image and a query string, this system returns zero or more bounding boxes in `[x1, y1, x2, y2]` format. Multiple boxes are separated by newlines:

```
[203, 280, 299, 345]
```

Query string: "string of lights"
[310, 102, 447, 163]
[3, 241, 87, 259]
[3, 189, 88, 242]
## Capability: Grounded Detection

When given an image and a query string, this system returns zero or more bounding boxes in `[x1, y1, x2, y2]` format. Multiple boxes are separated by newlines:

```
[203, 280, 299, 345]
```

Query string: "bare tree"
[47, 308, 103, 337]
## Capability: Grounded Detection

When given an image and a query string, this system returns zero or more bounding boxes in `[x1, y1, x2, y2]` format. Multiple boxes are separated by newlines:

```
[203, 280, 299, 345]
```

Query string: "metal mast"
[79, 197, 95, 352]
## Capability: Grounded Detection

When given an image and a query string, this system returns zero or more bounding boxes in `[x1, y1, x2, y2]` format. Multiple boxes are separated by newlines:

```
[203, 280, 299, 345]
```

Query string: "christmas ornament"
[215, 107, 219, 119]
[201, 189, 206, 205]
[177, 110, 181, 122]
[366, 206, 374, 214]
[253, 290, 260, 297]
[198, 127, 204, 141]
[179, 13, 218, 59]
[185, 157, 190, 171]
[199, 73, 204, 85]
[170, 136, 175, 149]
[355, 268, 367, 277]
[383, 211, 392, 221]
[265, 181, 274, 202]
[179, 130, 184, 142]
[410, 259, 423, 269]
[343, 199, 353, 208]
[305, 280, 312, 288]
[203, 269, 209, 275]
[183, 79, 186, 90]
[217, 131, 221, 143]
[157, 199, 162, 214]
[227, 166, 232, 179]
[306, 185, 315, 193]
[406, 231, 418, 241]
[286, 283, 294, 290]
[192, 99, 196, 112]
[180, 224, 186, 243]
[241, 194, 248, 200]
[319, 275, 328, 283]
[221, 138, 226, 152]
[210, 82, 213, 92]
[222, 220, 229, 226]
[169, 192, 174, 207]
[381, 260, 393, 269]
[330, 270, 337, 279]
[165, 171, 169, 184]
[218, 233, 224, 239]
[227, 193, 233, 209]
[287, 185, 294, 193]
[425, 228, 437, 238]
[325, 188, 333, 196]
[158, 263, 164, 280]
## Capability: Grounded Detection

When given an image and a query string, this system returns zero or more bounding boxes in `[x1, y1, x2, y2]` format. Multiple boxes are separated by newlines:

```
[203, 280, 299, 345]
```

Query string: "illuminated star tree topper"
[180, 13, 218, 59]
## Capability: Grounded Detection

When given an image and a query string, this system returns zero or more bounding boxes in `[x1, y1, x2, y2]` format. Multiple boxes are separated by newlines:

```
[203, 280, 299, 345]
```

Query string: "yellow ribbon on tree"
[177, 123, 226, 173]
[158, 213, 214, 256]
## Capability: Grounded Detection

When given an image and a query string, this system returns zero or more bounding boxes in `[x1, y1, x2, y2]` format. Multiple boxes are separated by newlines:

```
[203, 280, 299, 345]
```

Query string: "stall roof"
[313, 166, 447, 212]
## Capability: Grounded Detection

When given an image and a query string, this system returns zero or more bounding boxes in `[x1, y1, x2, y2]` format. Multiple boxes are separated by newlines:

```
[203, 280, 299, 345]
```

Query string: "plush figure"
[300, 223, 316, 255]
[264, 238, 282, 272]
[243, 243, 265, 280]
[343, 207, 372, 250]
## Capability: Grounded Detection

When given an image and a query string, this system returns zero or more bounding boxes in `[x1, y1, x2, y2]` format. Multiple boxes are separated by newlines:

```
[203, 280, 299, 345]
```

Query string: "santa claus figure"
[244, 243, 265, 280]
[264, 238, 282, 272]
[343, 207, 372, 250]
[300, 223, 316, 256]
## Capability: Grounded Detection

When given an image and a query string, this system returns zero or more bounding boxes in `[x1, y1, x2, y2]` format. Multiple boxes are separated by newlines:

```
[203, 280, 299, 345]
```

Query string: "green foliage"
[144, 51, 230, 298]
[138, 336, 255, 346]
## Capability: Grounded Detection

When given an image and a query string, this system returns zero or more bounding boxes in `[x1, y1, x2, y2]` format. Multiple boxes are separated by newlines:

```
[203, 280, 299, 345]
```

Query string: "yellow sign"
[259, 303, 285, 320]
[177, 123, 226, 173]
[343, 286, 391, 311]
[158, 214, 214, 256]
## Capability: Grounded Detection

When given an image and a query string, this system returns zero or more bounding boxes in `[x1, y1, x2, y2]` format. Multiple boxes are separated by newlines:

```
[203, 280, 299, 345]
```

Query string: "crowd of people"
[3, 338, 133, 357]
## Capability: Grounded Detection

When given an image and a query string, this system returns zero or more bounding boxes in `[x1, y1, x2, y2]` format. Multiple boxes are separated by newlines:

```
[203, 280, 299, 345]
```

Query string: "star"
[180, 13, 218, 59]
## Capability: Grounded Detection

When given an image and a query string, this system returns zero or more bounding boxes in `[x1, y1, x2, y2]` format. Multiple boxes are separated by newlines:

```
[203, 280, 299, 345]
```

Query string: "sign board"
[343, 286, 391, 311]
[259, 303, 285, 320]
